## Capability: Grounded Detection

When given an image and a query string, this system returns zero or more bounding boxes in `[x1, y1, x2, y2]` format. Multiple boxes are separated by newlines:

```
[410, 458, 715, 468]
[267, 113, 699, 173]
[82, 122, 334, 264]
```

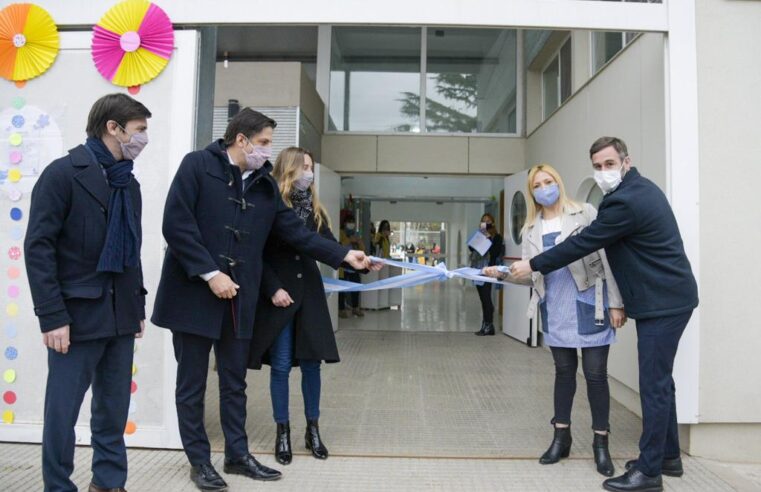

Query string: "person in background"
[151, 109, 373, 491]
[339, 213, 365, 318]
[509, 138, 698, 492]
[369, 221, 377, 256]
[469, 213, 504, 336]
[484, 163, 625, 478]
[373, 220, 392, 258]
[406, 242, 416, 263]
[250, 147, 381, 466]
[25, 93, 151, 492]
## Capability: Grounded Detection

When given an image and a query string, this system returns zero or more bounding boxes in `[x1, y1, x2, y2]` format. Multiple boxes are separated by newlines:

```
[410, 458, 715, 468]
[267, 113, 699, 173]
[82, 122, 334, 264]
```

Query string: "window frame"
[540, 33, 572, 122]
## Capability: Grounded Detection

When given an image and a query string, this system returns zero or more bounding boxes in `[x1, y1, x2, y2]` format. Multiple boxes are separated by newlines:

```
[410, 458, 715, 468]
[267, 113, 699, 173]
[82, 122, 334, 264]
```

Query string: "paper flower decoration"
[0, 3, 59, 81]
[92, 0, 174, 87]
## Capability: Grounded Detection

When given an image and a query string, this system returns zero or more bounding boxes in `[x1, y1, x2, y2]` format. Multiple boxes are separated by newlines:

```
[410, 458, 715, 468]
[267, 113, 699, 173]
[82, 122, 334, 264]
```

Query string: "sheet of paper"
[467, 230, 492, 256]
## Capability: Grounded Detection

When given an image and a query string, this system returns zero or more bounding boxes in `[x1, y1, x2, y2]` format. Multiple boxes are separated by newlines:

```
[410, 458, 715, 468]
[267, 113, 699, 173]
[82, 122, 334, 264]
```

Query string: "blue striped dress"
[539, 220, 616, 349]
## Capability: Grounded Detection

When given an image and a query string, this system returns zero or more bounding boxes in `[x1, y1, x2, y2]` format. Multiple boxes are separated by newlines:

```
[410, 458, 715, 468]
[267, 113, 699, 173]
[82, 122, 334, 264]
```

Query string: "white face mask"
[594, 167, 623, 194]
[294, 170, 314, 191]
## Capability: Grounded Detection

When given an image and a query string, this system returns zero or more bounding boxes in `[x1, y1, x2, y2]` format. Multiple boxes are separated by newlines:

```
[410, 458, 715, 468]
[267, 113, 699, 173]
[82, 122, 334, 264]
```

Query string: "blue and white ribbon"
[323, 256, 513, 293]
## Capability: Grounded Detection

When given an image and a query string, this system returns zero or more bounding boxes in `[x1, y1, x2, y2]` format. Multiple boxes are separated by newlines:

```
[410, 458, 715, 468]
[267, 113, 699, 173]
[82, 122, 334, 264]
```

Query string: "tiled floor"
[1, 283, 758, 491]
[0, 441, 748, 491]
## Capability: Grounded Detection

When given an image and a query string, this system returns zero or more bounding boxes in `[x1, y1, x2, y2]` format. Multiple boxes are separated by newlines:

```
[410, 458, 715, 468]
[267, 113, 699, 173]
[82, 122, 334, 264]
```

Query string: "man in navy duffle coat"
[510, 137, 698, 492]
[151, 108, 373, 491]
[25, 94, 152, 492]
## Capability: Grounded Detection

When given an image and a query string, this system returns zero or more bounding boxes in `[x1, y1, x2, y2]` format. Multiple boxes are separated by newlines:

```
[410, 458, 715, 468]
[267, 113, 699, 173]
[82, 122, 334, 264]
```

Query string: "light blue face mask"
[534, 183, 560, 207]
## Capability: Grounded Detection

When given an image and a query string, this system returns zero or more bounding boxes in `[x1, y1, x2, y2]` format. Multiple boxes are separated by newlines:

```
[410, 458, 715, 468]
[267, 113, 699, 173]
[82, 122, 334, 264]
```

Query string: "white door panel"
[502, 172, 537, 346]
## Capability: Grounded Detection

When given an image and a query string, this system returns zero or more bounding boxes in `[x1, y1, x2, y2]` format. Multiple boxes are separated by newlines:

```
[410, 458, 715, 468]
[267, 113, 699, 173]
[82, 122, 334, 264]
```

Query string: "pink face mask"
[243, 138, 272, 170]
[117, 124, 148, 160]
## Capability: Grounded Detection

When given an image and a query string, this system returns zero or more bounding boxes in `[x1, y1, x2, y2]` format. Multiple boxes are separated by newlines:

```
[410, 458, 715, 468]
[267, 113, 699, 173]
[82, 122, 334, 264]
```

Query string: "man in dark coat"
[509, 137, 698, 492]
[151, 108, 373, 491]
[25, 93, 151, 492]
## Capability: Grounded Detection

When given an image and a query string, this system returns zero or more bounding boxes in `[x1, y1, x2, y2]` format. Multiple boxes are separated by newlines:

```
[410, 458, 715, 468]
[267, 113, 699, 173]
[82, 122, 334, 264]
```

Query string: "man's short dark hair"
[223, 108, 277, 146]
[86, 93, 152, 139]
[589, 136, 628, 160]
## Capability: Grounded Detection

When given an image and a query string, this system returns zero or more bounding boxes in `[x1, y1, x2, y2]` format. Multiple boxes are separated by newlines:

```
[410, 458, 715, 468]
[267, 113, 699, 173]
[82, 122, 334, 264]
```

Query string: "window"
[591, 0, 647, 71]
[541, 37, 572, 120]
[329, 27, 421, 132]
[425, 28, 517, 133]
[389, 221, 446, 261]
[328, 26, 518, 134]
[509, 192, 527, 245]
[592, 31, 636, 72]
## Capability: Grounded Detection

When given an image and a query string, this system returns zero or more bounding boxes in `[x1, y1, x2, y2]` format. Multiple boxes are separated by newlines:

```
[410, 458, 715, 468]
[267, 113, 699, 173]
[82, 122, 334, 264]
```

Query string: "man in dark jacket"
[151, 108, 373, 491]
[510, 137, 698, 492]
[25, 93, 151, 492]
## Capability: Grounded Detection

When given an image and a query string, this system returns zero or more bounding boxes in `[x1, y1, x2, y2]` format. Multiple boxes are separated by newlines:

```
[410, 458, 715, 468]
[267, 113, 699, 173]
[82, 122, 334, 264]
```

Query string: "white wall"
[342, 175, 501, 199]
[322, 134, 526, 175]
[687, 0, 761, 460]
[526, 33, 666, 408]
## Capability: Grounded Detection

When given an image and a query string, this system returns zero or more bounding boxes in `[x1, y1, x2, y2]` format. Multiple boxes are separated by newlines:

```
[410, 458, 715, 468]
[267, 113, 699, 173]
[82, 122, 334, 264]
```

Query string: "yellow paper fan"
[0, 3, 59, 81]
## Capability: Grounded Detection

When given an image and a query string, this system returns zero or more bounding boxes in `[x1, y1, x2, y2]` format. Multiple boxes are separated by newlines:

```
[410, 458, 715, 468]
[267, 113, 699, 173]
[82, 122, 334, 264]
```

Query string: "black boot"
[483, 322, 496, 336]
[305, 419, 329, 459]
[474, 321, 486, 335]
[539, 425, 572, 464]
[275, 422, 292, 465]
[594, 432, 615, 477]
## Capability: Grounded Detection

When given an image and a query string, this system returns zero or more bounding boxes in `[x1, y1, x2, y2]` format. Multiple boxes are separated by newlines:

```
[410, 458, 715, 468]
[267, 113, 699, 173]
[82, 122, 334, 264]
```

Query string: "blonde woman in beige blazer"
[485, 164, 626, 477]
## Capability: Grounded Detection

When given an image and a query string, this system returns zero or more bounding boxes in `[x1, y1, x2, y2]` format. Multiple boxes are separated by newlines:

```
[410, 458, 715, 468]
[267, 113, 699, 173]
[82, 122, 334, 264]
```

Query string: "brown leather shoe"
[89, 483, 127, 492]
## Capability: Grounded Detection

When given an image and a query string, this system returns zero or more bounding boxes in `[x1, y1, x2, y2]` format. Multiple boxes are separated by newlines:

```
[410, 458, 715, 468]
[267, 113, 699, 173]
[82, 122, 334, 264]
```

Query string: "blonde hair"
[272, 147, 330, 231]
[523, 164, 582, 233]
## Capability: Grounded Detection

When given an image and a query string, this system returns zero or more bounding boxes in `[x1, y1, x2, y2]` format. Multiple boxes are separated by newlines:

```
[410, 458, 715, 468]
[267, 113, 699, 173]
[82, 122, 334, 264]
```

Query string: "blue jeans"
[270, 321, 321, 423]
[635, 310, 692, 477]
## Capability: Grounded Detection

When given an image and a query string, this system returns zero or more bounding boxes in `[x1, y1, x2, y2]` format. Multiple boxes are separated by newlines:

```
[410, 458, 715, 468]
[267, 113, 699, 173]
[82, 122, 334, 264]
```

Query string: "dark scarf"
[290, 187, 313, 224]
[85, 137, 139, 273]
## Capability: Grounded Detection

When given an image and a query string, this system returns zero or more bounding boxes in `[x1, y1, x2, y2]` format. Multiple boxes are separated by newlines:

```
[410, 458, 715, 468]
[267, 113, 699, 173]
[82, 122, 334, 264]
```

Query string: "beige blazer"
[516, 203, 623, 320]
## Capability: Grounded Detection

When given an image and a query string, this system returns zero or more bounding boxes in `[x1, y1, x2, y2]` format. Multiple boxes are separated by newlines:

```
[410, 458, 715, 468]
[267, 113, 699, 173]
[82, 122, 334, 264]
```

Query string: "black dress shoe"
[625, 457, 683, 477]
[190, 463, 228, 491]
[88, 483, 127, 492]
[275, 422, 292, 465]
[593, 433, 615, 477]
[474, 322, 486, 335]
[603, 468, 663, 492]
[539, 426, 572, 464]
[223, 453, 282, 481]
[305, 419, 329, 459]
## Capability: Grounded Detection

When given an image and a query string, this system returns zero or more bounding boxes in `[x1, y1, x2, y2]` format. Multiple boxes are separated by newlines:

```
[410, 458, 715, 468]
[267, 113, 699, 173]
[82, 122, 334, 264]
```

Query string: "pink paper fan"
[91, 0, 174, 87]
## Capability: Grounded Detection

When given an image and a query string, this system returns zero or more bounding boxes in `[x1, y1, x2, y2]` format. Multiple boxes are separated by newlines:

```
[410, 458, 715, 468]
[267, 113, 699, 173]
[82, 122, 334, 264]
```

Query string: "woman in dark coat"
[249, 147, 339, 466]
[470, 213, 505, 336]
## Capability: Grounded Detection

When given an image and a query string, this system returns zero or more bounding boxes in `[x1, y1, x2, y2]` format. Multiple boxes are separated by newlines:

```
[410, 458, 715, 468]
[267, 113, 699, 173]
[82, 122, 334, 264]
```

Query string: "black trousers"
[550, 345, 610, 432]
[476, 283, 494, 324]
[172, 308, 250, 465]
[338, 271, 361, 309]
[634, 310, 691, 477]
[42, 335, 134, 492]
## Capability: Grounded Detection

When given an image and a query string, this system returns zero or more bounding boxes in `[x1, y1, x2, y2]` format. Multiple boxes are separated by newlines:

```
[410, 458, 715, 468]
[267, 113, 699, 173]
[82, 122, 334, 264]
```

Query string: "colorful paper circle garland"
[0, 3, 59, 82]
[92, 0, 174, 87]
